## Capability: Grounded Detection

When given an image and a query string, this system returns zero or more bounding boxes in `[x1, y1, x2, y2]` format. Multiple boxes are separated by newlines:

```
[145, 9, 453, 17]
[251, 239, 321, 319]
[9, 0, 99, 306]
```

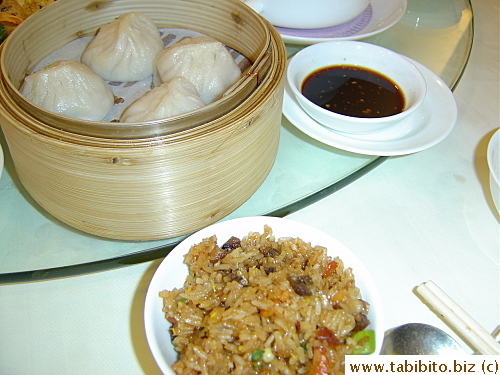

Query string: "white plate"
[283, 58, 457, 156]
[144, 216, 384, 374]
[277, 0, 407, 45]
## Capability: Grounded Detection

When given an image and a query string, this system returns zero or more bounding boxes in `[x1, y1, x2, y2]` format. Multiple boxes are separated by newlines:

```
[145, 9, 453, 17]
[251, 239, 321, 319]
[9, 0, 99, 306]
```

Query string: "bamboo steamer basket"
[0, 0, 287, 240]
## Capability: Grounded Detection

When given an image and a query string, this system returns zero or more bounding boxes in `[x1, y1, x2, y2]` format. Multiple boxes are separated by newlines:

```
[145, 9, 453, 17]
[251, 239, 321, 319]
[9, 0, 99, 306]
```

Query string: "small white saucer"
[277, 0, 407, 45]
[282, 58, 457, 156]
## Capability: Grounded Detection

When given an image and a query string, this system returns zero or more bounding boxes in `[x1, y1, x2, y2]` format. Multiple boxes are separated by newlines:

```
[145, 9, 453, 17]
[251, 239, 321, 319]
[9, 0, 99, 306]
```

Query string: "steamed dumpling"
[154, 36, 242, 103]
[20, 60, 114, 121]
[119, 76, 206, 122]
[81, 12, 163, 82]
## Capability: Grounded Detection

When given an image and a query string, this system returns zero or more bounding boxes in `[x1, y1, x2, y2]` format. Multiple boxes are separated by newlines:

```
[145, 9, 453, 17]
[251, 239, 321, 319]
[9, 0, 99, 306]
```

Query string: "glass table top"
[0, 0, 473, 283]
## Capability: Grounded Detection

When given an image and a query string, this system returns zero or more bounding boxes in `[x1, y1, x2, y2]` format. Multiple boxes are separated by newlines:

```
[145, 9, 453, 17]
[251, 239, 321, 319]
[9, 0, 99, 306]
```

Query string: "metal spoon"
[380, 323, 466, 355]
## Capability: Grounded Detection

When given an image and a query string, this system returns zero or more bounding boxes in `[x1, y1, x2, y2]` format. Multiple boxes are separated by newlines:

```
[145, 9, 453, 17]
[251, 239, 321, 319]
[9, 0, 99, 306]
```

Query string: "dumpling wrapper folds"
[154, 36, 242, 104]
[119, 76, 206, 123]
[81, 12, 164, 82]
[20, 60, 115, 121]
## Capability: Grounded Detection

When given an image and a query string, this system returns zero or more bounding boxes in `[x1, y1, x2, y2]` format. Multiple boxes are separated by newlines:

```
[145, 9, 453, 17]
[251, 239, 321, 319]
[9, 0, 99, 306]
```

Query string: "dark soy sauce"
[301, 65, 405, 118]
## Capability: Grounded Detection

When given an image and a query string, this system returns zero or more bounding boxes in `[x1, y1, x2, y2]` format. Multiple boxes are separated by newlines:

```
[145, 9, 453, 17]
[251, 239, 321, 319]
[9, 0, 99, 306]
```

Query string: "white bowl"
[144, 216, 384, 374]
[241, 0, 370, 29]
[487, 129, 500, 213]
[287, 41, 427, 135]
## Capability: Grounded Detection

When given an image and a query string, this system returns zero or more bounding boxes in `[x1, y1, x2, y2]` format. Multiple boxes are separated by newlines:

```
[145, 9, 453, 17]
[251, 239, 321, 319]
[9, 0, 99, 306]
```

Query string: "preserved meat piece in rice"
[221, 236, 242, 251]
[289, 275, 314, 296]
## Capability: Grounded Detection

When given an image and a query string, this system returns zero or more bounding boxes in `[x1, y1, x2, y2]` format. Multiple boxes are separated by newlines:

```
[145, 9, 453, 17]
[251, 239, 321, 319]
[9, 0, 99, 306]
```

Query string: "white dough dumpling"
[154, 36, 242, 103]
[20, 60, 115, 121]
[81, 12, 164, 82]
[119, 76, 206, 123]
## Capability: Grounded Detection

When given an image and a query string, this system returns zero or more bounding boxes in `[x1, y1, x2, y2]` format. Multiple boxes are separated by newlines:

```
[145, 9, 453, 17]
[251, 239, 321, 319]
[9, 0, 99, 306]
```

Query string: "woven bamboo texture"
[0, 0, 287, 240]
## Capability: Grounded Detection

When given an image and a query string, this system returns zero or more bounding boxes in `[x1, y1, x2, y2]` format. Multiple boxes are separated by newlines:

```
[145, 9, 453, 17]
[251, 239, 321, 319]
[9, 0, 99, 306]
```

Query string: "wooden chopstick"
[416, 280, 500, 355]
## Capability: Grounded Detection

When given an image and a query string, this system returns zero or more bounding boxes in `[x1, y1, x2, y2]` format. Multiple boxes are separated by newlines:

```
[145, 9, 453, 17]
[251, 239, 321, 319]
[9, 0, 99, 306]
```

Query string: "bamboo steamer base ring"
[0, 99, 282, 240]
[0, 0, 287, 240]
[0, 79, 284, 240]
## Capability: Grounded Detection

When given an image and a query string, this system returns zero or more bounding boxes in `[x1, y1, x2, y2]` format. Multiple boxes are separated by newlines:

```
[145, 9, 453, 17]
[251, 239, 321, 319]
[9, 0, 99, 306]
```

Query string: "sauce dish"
[286, 41, 427, 135]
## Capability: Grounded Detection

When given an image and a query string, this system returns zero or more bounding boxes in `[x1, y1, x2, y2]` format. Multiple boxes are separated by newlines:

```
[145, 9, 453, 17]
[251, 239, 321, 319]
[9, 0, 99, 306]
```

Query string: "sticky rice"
[160, 225, 371, 374]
